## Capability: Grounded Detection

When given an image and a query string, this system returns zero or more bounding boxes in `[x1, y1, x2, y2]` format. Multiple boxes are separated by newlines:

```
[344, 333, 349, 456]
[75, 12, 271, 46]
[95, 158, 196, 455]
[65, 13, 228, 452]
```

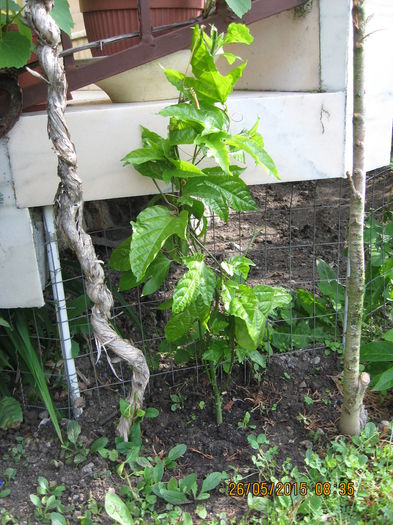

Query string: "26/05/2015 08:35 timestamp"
[228, 481, 354, 497]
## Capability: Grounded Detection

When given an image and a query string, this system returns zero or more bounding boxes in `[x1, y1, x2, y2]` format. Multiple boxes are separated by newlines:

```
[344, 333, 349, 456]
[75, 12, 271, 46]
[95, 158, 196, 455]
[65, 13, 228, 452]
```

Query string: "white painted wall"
[0, 140, 44, 308]
[8, 92, 345, 208]
[364, 0, 393, 170]
[219, 1, 320, 92]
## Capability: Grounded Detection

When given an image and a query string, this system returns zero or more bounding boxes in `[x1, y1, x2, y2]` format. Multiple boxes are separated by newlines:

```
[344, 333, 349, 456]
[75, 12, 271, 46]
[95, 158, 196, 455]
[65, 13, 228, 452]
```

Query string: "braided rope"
[26, 0, 149, 440]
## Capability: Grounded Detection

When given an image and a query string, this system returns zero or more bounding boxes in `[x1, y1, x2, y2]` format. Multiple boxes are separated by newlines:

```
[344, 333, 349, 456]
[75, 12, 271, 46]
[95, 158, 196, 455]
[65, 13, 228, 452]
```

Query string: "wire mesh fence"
[1, 167, 392, 418]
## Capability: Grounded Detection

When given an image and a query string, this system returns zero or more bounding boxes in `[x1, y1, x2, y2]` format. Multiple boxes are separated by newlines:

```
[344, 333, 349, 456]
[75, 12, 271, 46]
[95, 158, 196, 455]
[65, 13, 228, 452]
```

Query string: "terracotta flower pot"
[79, 0, 204, 57]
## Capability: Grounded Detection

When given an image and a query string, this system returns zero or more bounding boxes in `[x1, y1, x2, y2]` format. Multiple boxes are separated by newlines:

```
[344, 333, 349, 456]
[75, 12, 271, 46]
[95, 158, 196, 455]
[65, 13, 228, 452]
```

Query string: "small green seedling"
[153, 471, 223, 505]
[170, 393, 186, 412]
[304, 395, 314, 406]
[3, 436, 25, 464]
[61, 421, 90, 464]
[237, 411, 256, 430]
[29, 477, 65, 523]
[0, 468, 16, 498]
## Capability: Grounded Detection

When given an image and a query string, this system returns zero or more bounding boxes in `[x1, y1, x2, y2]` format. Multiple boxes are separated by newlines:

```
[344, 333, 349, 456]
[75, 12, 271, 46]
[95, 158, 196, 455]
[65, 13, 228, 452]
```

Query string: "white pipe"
[43, 205, 82, 418]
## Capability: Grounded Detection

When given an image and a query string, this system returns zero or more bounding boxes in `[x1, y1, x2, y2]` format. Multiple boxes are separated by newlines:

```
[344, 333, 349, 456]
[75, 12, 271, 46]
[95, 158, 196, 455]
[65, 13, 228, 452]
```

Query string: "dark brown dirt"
[1, 172, 392, 524]
[1, 348, 392, 524]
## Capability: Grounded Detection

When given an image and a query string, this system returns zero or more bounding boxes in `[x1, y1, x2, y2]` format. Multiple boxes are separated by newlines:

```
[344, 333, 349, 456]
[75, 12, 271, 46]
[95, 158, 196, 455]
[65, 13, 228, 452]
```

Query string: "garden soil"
[1, 173, 392, 524]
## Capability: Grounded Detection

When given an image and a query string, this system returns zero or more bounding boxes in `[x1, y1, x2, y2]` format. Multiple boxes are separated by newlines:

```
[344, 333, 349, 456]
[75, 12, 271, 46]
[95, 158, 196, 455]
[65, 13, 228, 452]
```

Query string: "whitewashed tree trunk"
[26, 0, 149, 440]
[339, 0, 370, 436]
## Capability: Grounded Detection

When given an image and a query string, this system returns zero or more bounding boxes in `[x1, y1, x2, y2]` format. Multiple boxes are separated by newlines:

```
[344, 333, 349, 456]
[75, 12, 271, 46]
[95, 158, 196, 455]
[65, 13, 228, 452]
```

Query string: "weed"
[247, 433, 278, 480]
[304, 396, 314, 406]
[29, 476, 66, 523]
[0, 468, 16, 498]
[170, 393, 186, 412]
[243, 422, 393, 524]
[0, 509, 18, 525]
[237, 411, 256, 430]
[61, 420, 90, 464]
[3, 436, 25, 464]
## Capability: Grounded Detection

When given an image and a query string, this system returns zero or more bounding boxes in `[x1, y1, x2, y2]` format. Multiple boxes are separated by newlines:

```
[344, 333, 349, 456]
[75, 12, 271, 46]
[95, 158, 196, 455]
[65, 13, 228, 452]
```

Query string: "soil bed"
[1, 347, 392, 524]
[1, 173, 392, 523]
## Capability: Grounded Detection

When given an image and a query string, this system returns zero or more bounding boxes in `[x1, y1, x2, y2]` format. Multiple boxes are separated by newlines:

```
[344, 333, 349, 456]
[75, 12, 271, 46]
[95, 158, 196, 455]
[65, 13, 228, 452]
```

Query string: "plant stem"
[223, 323, 236, 392]
[152, 179, 178, 211]
[187, 228, 225, 275]
[209, 361, 223, 425]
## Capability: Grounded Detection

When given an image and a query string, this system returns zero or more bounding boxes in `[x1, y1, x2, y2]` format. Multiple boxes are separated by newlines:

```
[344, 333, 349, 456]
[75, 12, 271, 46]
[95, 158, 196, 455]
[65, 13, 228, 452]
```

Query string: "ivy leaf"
[51, 0, 74, 36]
[163, 160, 206, 183]
[184, 175, 257, 219]
[183, 177, 228, 221]
[172, 255, 216, 314]
[0, 30, 31, 68]
[225, 135, 279, 179]
[122, 147, 165, 165]
[130, 206, 188, 281]
[141, 254, 171, 296]
[159, 102, 229, 134]
[224, 23, 253, 44]
[196, 133, 230, 173]
[190, 26, 247, 103]
[165, 296, 210, 341]
[109, 237, 131, 272]
[221, 256, 255, 281]
[225, 0, 252, 18]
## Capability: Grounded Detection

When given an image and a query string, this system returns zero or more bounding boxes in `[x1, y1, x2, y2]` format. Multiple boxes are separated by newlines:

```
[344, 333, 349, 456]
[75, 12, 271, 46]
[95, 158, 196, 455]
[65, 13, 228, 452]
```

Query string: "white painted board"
[8, 91, 346, 209]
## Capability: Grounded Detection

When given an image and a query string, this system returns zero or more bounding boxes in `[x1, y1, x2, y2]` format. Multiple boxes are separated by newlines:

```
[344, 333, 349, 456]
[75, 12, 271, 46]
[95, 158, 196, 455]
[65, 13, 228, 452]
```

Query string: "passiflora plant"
[110, 23, 291, 424]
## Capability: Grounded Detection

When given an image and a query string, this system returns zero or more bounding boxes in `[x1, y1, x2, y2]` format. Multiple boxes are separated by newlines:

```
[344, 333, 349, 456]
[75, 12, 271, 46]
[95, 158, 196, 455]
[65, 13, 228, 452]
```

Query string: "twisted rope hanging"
[26, 0, 149, 440]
